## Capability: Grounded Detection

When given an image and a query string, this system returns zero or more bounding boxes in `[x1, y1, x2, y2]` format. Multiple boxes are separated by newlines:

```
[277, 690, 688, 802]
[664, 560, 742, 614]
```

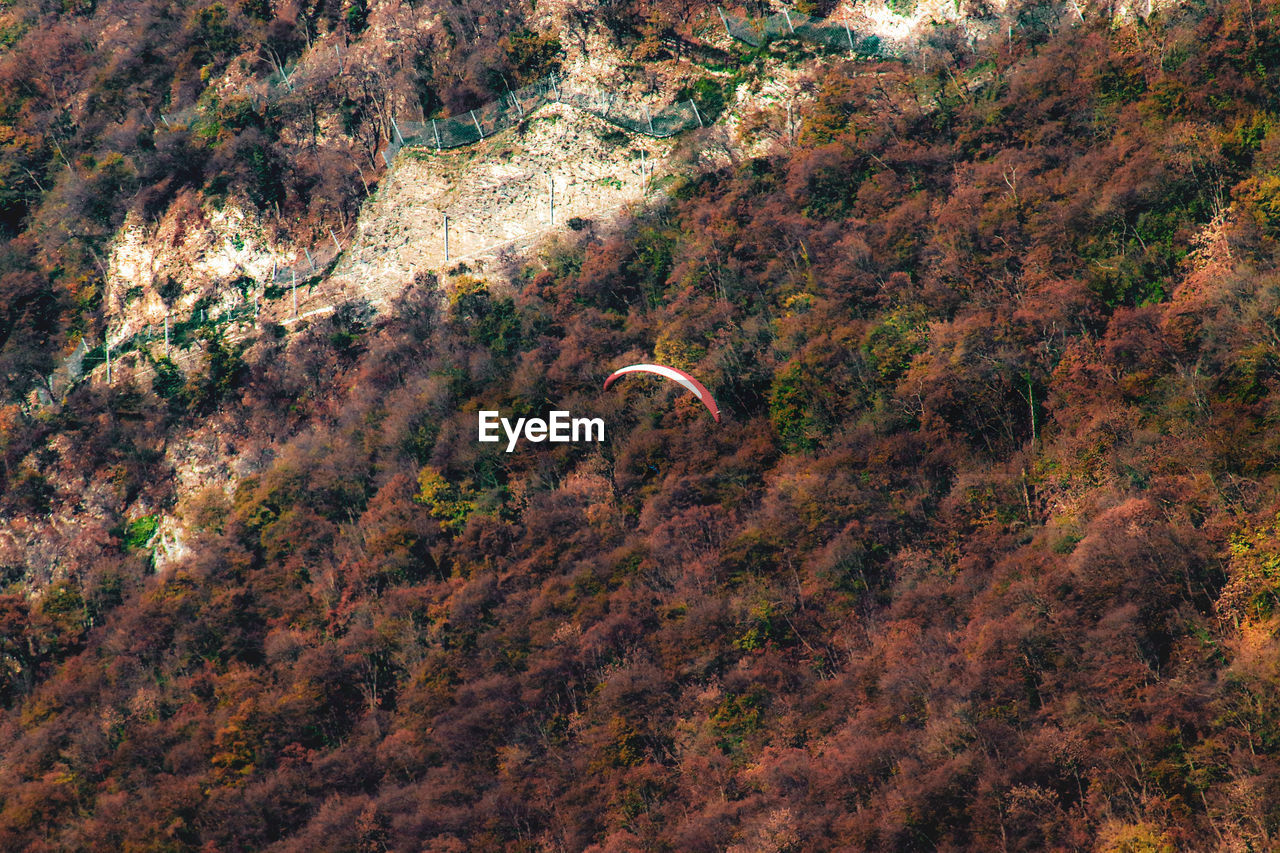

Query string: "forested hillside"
[0, 0, 595, 394]
[8, 0, 1280, 849]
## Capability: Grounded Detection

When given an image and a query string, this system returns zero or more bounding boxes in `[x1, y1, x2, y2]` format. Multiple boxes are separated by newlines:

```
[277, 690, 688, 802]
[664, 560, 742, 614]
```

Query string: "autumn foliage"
[9, 0, 1280, 849]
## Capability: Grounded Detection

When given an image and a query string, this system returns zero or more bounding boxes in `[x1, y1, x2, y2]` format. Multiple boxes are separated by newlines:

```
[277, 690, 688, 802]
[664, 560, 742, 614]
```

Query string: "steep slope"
[319, 105, 678, 307]
[6, 1, 1280, 848]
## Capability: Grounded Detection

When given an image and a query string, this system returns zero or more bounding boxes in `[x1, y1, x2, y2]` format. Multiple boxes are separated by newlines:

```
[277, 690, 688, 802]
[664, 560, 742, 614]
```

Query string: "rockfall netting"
[718, 7, 899, 56]
[389, 75, 707, 156]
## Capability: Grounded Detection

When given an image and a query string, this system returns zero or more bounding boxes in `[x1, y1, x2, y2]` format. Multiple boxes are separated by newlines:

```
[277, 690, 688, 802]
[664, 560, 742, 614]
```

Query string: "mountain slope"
[7, 0, 1280, 850]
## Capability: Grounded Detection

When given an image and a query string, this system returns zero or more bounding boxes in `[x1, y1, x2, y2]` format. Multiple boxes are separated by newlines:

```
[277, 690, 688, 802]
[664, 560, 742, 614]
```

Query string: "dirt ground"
[292, 102, 679, 312]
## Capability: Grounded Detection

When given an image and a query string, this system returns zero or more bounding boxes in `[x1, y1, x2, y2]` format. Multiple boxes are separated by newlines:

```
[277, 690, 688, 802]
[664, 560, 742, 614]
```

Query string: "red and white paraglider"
[602, 363, 721, 423]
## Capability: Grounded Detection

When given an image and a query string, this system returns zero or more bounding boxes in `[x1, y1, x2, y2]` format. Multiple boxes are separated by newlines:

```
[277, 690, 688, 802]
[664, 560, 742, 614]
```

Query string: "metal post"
[305, 247, 316, 272]
[783, 9, 794, 33]
[470, 109, 483, 139]
[392, 115, 404, 145]
[645, 105, 654, 135]
[505, 82, 524, 119]
[443, 214, 449, 262]
[329, 228, 342, 255]
[551, 72, 560, 101]
[292, 270, 297, 316]
[382, 149, 391, 167]
[690, 99, 703, 128]
[433, 119, 441, 151]
[844, 21, 855, 51]
[717, 6, 731, 36]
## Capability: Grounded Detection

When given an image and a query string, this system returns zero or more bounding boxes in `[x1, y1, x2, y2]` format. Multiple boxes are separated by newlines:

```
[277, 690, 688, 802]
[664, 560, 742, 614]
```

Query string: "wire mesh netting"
[158, 106, 199, 129]
[558, 78, 705, 137]
[395, 81, 546, 152]
[719, 8, 897, 56]
[389, 74, 707, 156]
[78, 234, 347, 385]
[266, 241, 343, 287]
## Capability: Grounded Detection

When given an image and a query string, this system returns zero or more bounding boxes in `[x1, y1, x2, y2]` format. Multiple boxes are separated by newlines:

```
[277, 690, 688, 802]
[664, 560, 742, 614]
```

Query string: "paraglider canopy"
[603, 363, 721, 423]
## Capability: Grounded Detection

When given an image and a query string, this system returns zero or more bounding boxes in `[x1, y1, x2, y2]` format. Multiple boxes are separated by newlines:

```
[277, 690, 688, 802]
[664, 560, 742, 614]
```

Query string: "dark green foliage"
[327, 300, 372, 354]
[244, 141, 285, 210]
[503, 29, 562, 83]
[239, 0, 271, 22]
[344, 0, 368, 34]
[190, 3, 240, 64]
[187, 328, 244, 412]
[10, 467, 53, 514]
[675, 76, 728, 122]
[768, 364, 822, 451]
[451, 280, 523, 357]
[123, 514, 159, 550]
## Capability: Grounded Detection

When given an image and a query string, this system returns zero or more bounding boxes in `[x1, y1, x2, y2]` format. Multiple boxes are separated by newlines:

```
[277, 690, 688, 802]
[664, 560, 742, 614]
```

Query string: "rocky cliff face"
[328, 105, 675, 305]
[106, 192, 299, 342]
